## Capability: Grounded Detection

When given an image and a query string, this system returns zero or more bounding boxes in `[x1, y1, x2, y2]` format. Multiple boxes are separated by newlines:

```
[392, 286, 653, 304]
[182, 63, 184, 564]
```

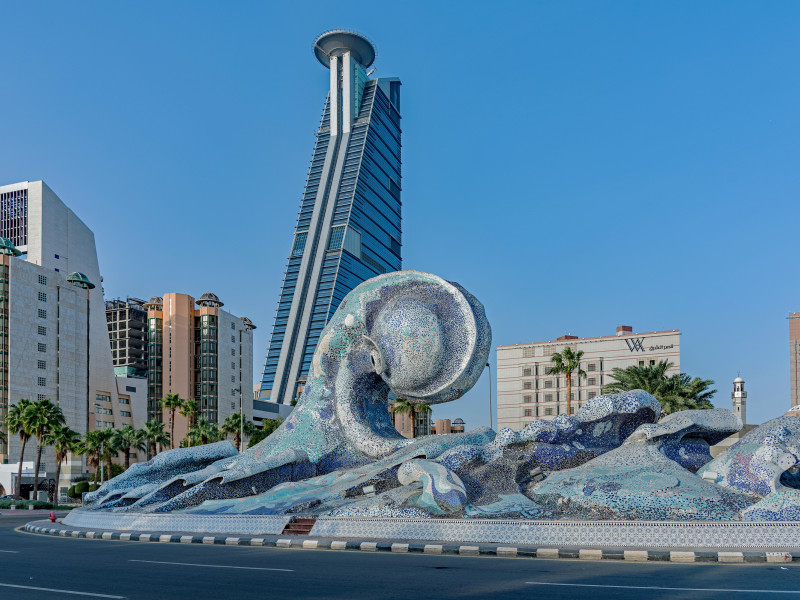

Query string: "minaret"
[732, 376, 747, 425]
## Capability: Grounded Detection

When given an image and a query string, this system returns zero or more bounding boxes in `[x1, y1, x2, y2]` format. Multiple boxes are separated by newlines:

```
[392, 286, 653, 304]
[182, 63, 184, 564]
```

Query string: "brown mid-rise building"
[430, 418, 465, 435]
[144, 292, 255, 445]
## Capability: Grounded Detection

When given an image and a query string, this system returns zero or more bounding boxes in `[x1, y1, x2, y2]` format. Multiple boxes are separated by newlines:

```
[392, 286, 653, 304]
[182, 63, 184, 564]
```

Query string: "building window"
[37, 394, 47, 401]
[291, 231, 308, 257]
[231, 322, 235, 330]
[231, 362, 236, 369]
[37, 325, 46, 336]
[650, 360, 656, 366]
[37, 360, 46, 369]
[522, 367, 532, 377]
[96, 393, 111, 403]
[524, 409, 533, 417]
[523, 347, 534, 358]
[96, 407, 113, 415]
[588, 391, 597, 399]
[231, 349, 235, 356]
[118, 397, 130, 405]
[38, 274, 47, 285]
[545, 408, 553, 416]
[523, 380, 532, 390]
[37, 308, 46, 319]
[37, 377, 46, 386]
[570, 393, 575, 401]
[639, 360, 644, 367]
[38, 291, 47, 302]
[231, 335, 235, 343]
[120, 411, 131, 417]
[231, 402, 236, 410]
[544, 380, 553, 388]
[54, 254, 59, 259]
[545, 393, 553, 402]
[125, 386, 136, 392]
[328, 226, 346, 250]
[587, 363, 596, 372]
[588, 377, 596, 385]
[231, 375, 236, 383]
[523, 395, 532, 403]
[37, 343, 46, 352]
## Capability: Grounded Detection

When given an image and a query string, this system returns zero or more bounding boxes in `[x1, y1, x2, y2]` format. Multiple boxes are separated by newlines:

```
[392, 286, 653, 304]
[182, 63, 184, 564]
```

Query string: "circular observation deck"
[313, 30, 376, 68]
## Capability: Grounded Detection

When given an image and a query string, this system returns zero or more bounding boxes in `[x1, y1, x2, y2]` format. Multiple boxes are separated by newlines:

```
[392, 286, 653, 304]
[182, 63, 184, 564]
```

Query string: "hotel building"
[497, 325, 681, 430]
[144, 293, 255, 445]
[259, 31, 402, 407]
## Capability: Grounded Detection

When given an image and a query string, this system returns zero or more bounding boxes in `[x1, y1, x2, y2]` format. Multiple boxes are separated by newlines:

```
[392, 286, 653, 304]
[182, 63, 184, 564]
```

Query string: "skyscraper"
[259, 31, 402, 406]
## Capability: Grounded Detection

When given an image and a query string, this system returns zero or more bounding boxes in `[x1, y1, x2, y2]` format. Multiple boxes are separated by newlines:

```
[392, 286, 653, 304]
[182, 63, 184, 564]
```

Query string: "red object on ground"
[49, 511, 56, 523]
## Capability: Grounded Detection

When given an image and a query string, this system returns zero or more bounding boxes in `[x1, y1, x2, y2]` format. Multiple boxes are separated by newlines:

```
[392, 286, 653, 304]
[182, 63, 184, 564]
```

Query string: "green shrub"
[68, 480, 92, 498]
[0, 499, 53, 509]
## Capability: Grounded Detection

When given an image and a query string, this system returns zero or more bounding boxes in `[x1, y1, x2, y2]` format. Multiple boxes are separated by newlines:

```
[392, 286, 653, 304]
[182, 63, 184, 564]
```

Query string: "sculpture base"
[62, 510, 800, 548]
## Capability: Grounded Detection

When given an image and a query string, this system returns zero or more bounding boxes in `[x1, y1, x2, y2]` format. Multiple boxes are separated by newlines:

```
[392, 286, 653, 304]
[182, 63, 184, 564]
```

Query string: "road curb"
[22, 522, 797, 564]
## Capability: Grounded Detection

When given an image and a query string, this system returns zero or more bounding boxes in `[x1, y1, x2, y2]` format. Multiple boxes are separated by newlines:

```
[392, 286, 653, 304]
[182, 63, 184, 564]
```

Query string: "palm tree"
[390, 398, 431, 438]
[160, 393, 184, 449]
[83, 430, 104, 489]
[112, 425, 146, 469]
[84, 428, 114, 488]
[44, 424, 81, 503]
[603, 360, 716, 415]
[187, 417, 219, 446]
[179, 399, 200, 428]
[6, 398, 33, 496]
[247, 418, 282, 449]
[220, 413, 257, 451]
[550, 347, 587, 416]
[142, 420, 170, 459]
[25, 398, 66, 498]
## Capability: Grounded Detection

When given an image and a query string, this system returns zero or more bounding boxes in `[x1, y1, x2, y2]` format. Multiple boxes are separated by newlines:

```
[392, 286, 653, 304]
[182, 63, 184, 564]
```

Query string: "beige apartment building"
[144, 292, 255, 446]
[497, 325, 680, 430]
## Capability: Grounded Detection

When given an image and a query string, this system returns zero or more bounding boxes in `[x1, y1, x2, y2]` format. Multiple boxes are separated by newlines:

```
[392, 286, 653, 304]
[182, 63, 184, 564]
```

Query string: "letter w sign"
[625, 338, 645, 352]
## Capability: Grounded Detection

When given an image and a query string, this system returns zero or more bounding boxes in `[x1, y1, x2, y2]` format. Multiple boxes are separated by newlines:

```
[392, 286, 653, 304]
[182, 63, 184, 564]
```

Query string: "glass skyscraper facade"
[259, 31, 402, 406]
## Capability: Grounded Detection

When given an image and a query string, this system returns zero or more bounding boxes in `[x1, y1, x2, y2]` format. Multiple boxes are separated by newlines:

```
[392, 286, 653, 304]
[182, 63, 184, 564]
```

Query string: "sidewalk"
[22, 519, 796, 565]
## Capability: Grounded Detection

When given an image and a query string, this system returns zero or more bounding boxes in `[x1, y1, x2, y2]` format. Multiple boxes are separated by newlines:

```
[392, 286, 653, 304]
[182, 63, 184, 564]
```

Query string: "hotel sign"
[625, 338, 675, 353]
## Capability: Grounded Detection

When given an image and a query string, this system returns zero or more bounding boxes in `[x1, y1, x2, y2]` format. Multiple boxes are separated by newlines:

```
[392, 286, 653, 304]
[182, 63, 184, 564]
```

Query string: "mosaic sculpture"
[76, 271, 800, 524]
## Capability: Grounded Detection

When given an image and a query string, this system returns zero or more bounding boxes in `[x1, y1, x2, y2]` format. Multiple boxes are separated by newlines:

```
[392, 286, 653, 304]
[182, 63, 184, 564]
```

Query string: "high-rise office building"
[106, 297, 148, 378]
[259, 31, 402, 406]
[144, 292, 255, 445]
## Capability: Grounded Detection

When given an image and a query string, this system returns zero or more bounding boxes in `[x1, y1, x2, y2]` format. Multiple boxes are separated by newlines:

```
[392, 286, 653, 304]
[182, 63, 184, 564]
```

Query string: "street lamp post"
[94, 402, 103, 484]
[67, 272, 95, 479]
[233, 386, 243, 452]
[487, 362, 493, 431]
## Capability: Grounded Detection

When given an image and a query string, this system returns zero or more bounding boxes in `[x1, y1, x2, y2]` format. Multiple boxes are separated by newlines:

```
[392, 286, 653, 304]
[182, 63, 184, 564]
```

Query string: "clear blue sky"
[1, 1, 798, 428]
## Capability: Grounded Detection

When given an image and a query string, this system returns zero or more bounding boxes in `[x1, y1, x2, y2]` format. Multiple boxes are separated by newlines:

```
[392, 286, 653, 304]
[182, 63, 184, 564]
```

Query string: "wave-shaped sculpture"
[69, 270, 800, 526]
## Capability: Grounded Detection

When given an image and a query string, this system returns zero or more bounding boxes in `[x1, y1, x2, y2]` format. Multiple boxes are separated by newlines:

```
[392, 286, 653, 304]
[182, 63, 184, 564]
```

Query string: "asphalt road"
[2, 514, 800, 600]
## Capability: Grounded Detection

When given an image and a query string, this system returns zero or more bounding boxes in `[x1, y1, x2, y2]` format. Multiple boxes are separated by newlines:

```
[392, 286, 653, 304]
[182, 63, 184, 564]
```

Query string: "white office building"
[0, 180, 136, 497]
